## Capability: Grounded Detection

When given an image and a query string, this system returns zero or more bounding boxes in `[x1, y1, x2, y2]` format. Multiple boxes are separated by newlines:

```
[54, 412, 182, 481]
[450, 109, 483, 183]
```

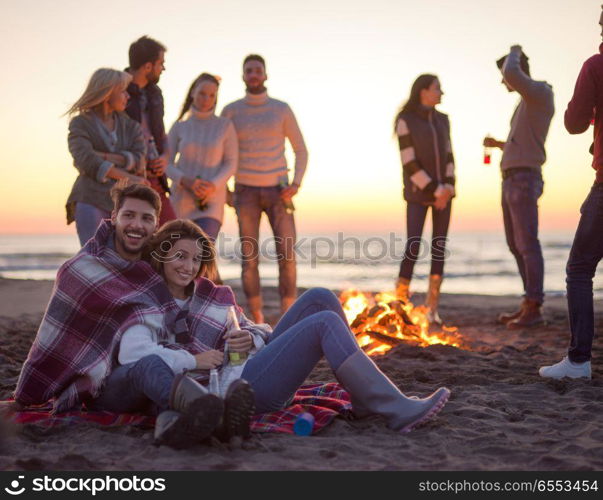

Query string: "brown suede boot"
[395, 277, 411, 303]
[424, 274, 443, 325]
[507, 299, 545, 329]
[497, 298, 526, 324]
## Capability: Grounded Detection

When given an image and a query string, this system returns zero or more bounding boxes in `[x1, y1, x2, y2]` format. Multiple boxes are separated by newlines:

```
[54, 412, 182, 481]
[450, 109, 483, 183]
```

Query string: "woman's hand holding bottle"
[181, 176, 203, 194]
[224, 329, 253, 354]
[196, 180, 216, 199]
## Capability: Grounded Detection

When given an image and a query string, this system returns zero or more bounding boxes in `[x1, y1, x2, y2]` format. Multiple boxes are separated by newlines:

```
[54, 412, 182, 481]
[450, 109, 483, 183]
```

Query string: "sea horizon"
[2, 230, 601, 299]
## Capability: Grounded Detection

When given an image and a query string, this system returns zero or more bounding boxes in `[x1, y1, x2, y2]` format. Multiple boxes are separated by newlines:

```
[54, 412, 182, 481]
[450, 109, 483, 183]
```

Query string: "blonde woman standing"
[66, 68, 148, 246]
[167, 73, 238, 242]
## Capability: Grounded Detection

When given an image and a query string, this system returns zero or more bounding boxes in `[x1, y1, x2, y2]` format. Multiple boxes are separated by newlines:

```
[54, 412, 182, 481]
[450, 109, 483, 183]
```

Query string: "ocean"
[1, 231, 601, 298]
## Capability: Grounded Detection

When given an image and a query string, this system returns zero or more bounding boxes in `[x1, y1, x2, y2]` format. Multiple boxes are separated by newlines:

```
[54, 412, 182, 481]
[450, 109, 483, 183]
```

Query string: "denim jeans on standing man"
[234, 184, 297, 302]
[566, 183, 603, 363]
[501, 169, 545, 304]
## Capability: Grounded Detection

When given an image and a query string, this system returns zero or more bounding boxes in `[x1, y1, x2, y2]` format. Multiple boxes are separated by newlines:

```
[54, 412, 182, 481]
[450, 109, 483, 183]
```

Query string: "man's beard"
[116, 231, 147, 255]
[246, 83, 266, 94]
[148, 74, 160, 85]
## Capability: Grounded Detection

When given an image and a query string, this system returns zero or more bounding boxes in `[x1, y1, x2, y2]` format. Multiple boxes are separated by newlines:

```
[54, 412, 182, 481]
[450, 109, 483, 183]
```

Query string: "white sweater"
[166, 108, 238, 223]
[221, 92, 308, 187]
[118, 298, 197, 374]
[118, 296, 267, 397]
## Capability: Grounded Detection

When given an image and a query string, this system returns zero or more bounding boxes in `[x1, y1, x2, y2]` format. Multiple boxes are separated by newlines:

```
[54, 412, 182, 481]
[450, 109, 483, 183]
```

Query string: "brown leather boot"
[395, 277, 411, 303]
[507, 299, 545, 329]
[424, 274, 443, 325]
[497, 299, 526, 324]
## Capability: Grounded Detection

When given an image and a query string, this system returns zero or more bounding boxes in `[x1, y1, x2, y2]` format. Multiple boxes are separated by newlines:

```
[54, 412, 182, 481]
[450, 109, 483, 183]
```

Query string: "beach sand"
[0, 277, 602, 471]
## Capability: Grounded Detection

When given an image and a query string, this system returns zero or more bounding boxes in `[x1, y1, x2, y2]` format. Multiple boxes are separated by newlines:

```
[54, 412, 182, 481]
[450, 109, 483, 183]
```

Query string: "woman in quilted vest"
[394, 74, 457, 324]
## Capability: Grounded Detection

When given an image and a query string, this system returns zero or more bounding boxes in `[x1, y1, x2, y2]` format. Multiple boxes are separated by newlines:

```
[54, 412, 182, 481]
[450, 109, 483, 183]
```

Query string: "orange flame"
[340, 288, 463, 356]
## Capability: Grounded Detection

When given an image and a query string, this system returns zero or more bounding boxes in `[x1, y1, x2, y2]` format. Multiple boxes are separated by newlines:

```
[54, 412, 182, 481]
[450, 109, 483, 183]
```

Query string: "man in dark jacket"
[484, 45, 554, 330]
[540, 7, 603, 379]
[125, 36, 176, 225]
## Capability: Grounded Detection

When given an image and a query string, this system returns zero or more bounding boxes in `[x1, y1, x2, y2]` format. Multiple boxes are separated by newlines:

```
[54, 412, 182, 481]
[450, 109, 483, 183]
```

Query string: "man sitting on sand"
[540, 6, 603, 380]
[13, 183, 251, 447]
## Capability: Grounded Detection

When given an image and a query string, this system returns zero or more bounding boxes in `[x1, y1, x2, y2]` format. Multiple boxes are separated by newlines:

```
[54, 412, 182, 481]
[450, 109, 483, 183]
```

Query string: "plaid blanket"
[14, 220, 182, 413]
[14, 219, 271, 413]
[174, 276, 271, 354]
[8, 383, 352, 435]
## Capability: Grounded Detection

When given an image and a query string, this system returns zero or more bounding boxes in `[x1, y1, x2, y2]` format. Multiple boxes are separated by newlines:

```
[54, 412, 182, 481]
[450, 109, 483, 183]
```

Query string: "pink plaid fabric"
[8, 383, 352, 435]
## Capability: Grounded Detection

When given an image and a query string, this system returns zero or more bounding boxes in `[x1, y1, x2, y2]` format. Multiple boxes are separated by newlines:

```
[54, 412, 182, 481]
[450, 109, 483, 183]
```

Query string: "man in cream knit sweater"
[222, 54, 308, 323]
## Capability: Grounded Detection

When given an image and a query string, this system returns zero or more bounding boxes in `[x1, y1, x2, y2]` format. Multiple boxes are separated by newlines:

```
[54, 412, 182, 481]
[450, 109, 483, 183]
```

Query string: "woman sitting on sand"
[66, 68, 149, 246]
[90, 218, 257, 449]
[394, 74, 456, 324]
[114, 219, 450, 439]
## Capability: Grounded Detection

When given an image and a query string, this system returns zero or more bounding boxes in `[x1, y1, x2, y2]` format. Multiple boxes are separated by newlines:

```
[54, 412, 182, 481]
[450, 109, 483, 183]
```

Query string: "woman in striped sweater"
[394, 74, 456, 324]
[167, 73, 238, 242]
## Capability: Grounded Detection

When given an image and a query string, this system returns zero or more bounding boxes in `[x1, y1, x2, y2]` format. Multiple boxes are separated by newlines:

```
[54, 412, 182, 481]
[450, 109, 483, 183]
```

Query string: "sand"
[0, 277, 602, 471]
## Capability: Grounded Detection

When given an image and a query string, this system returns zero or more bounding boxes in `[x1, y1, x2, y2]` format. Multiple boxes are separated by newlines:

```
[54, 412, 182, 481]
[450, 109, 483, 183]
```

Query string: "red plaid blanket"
[8, 383, 352, 435]
[14, 220, 185, 412]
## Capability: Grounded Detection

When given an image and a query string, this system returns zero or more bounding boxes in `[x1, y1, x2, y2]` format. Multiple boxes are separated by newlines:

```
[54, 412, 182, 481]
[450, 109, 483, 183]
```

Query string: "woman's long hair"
[66, 68, 132, 116]
[177, 73, 221, 120]
[393, 74, 438, 132]
[143, 219, 218, 295]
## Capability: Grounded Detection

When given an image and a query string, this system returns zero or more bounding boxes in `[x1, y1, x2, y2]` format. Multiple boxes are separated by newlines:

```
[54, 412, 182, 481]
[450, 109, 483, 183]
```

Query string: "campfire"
[340, 289, 463, 356]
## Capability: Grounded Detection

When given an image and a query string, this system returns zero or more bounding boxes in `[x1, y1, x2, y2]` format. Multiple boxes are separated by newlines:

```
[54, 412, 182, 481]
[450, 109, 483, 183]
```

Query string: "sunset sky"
[0, 0, 598, 236]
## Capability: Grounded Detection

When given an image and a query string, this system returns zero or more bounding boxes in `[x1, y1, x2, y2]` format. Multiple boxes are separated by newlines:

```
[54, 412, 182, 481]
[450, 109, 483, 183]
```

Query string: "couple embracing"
[14, 183, 449, 447]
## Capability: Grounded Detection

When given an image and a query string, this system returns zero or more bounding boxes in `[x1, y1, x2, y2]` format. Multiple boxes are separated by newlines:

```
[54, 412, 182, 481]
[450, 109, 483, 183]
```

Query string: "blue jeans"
[74, 202, 111, 247]
[501, 170, 545, 303]
[234, 184, 297, 301]
[566, 183, 603, 363]
[241, 287, 359, 413]
[193, 217, 222, 243]
[399, 201, 452, 279]
[91, 355, 175, 414]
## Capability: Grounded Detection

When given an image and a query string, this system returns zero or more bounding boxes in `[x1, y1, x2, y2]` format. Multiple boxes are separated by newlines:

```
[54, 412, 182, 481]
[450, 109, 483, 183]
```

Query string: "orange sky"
[0, 0, 599, 235]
